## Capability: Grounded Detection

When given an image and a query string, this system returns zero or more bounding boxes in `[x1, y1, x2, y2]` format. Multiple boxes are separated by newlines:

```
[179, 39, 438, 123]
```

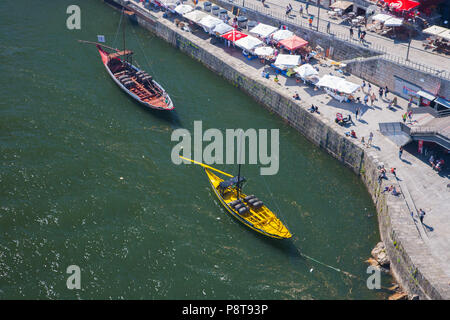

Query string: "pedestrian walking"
[364, 94, 369, 105]
[368, 132, 373, 146]
[327, 21, 331, 33]
[361, 136, 365, 146]
[408, 110, 413, 122]
[362, 80, 366, 91]
[355, 107, 359, 120]
[419, 209, 426, 224]
[407, 97, 413, 109]
[371, 92, 376, 106]
[305, 2, 309, 14]
[390, 167, 397, 178]
[402, 112, 407, 123]
[385, 86, 389, 98]
[360, 30, 366, 43]
[392, 96, 397, 106]
[299, 5, 303, 16]
[379, 87, 383, 99]
[368, 83, 372, 92]
[399, 146, 403, 159]
[308, 17, 313, 28]
[350, 27, 354, 38]
[358, 26, 361, 39]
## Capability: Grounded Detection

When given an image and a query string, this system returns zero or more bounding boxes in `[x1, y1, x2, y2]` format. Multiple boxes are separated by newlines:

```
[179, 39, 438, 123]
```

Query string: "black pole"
[122, 9, 126, 64]
[406, 32, 411, 61]
[317, 0, 320, 31]
[237, 163, 241, 199]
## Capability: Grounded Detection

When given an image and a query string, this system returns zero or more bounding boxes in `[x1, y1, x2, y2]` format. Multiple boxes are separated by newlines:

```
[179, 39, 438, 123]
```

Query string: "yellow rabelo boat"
[180, 156, 292, 239]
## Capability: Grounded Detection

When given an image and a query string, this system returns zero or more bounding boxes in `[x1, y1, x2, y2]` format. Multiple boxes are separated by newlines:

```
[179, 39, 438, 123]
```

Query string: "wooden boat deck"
[113, 72, 171, 109]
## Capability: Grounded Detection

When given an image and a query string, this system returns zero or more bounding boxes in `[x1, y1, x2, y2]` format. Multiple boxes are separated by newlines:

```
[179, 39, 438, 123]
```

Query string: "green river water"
[0, 0, 392, 299]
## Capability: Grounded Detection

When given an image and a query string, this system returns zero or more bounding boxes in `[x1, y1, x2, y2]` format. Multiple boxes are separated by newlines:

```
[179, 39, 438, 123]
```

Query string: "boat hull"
[97, 46, 174, 111]
[205, 169, 292, 239]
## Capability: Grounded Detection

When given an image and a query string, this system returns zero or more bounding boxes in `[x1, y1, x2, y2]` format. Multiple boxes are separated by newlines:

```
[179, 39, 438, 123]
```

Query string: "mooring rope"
[112, 10, 124, 49]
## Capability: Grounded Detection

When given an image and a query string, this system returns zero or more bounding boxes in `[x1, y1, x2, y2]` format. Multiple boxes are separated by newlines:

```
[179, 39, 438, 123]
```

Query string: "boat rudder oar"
[179, 156, 233, 178]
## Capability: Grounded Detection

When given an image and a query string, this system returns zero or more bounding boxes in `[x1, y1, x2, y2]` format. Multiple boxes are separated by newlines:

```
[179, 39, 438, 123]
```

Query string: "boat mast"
[236, 163, 241, 199]
[122, 8, 126, 65]
[236, 129, 243, 200]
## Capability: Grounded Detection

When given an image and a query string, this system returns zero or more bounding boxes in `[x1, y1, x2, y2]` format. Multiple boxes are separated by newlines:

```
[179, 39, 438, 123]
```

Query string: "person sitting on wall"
[293, 93, 301, 100]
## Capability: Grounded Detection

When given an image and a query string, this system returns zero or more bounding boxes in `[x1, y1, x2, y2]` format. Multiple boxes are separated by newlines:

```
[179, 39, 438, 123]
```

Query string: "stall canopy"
[384, 17, 404, 27]
[439, 29, 450, 41]
[183, 10, 208, 23]
[423, 25, 450, 41]
[316, 75, 360, 94]
[274, 54, 301, 69]
[279, 35, 308, 50]
[423, 25, 448, 36]
[293, 64, 319, 79]
[212, 22, 234, 35]
[174, 4, 194, 15]
[383, 0, 420, 12]
[329, 1, 353, 10]
[221, 29, 248, 42]
[235, 35, 263, 51]
[249, 23, 278, 38]
[198, 15, 223, 33]
[271, 29, 294, 42]
[372, 13, 394, 23]
[254, 46, 275, 57]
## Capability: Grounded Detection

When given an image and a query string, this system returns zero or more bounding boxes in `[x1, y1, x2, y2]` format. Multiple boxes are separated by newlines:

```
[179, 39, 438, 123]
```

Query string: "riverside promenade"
[117, 0, 449, 298]
[229, 0, 450, 77]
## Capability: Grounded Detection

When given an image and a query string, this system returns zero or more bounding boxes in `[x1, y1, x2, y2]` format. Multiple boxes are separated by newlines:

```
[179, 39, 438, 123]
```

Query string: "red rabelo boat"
[95, 45, 174, 111]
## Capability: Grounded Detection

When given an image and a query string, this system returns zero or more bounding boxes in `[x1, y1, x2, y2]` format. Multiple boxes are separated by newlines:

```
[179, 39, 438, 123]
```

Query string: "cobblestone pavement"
[226, 0, 450, 76]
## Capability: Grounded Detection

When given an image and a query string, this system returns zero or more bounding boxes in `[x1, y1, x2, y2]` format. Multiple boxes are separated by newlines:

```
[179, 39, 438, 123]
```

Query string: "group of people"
[349, 26, 367, 42]
[382, 184, 400, 196]
[429, 154, 445, 172]
[308, 104, 319, 113]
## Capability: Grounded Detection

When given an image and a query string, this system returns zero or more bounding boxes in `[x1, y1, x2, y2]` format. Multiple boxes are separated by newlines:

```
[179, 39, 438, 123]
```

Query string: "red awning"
[278, 35, 308, 51]
[221, 29, 248, 42]
[383, 0, 420, 11]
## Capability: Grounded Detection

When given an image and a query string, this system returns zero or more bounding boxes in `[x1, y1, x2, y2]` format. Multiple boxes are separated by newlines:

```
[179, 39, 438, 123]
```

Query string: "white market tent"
[439, 29, 450, 41]
[293, 64, 319, 79]
[159, 0, 177, 7]
[271, 29, 294, 42]
[198, 15, 223, 33]
[423, 25, 448, 36]
[254, 46, 275, 57]
[384, 17, 404, 27]
[183, 10, 208, 23]
[249, 23, 278, 38]
[274, 54, 301, 69]
[212, 22, 234, 35]
[174, 4, 194, 15]
[371, 13, 394, 23]
[423, 25, 450, 40]
[235, 35, 263, 51]
[316, 75, 360, 94]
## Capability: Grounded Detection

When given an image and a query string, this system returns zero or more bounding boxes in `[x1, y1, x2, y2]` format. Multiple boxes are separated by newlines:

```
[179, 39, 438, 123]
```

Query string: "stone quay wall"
[110, 0, 449, 299]
[345, 57, 450, 100]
